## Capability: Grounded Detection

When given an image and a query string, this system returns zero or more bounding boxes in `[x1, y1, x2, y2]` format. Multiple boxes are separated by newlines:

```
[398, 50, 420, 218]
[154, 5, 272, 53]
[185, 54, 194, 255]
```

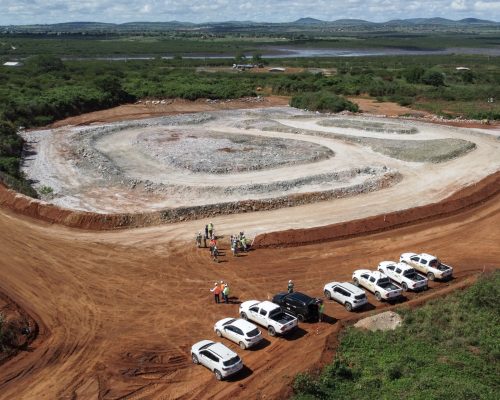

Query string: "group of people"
[196, 224, 252, 262]
[230, 232, 250, 257]
[196, 222, 219, 262]
[210, 281, 230, 304]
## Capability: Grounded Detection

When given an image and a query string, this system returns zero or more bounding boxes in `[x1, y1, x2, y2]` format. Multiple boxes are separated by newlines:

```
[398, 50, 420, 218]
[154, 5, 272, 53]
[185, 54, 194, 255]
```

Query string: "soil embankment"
[253, 171, 500, 247]
[0, 171, 497, 239]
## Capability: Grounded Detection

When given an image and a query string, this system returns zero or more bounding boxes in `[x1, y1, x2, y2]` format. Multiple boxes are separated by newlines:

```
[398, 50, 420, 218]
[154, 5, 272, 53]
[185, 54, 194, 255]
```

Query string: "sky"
[1, 0, 499, 25]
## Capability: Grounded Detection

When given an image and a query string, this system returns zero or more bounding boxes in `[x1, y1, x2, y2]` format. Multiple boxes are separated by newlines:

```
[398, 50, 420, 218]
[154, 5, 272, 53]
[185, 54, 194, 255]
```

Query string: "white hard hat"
[289, 280, 293, 283]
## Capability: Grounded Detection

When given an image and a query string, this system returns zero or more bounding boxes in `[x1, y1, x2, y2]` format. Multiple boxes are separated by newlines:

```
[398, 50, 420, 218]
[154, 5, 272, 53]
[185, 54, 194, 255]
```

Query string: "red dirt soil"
[0, 177, 499, 399]
[49, 96, 290, 127]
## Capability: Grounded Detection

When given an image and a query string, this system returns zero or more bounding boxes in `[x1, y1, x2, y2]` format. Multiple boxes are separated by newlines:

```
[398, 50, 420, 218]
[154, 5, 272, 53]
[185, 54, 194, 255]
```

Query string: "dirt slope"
[0, 183, 498, 399]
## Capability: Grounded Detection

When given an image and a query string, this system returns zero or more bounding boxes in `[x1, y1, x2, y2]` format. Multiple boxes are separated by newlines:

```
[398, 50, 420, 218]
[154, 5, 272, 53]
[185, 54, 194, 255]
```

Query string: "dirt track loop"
[0, 181, 499, 399]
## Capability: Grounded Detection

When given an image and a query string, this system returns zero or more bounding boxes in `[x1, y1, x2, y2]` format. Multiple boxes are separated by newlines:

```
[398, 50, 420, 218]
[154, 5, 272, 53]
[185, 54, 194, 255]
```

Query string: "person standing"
[231, 236, 238, 257]
[223, 284, 230, 304]
[209, 237, 217, 255]
[210, 282, 221, 304]
[205, 224, 209, 240]
[208, 222, 214, 238]
[212, 245, 219, 263]
[196, 232, 202, 248]
[318, 300, 325, 322]
[288, 280, 294, 293]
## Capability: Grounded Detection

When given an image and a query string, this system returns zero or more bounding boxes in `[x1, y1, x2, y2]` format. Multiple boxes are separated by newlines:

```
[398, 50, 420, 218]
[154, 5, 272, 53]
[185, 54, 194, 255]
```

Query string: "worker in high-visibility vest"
[210, 282, 221, 304]
[222, 284, 230, 304]
[208, 222, 214, 238]
[318, 300, 325, 322]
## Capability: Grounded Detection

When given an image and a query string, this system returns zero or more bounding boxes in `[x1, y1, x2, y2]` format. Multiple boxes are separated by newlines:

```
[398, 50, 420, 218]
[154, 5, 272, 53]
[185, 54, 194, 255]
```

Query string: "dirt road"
[0, 183, 498, 399]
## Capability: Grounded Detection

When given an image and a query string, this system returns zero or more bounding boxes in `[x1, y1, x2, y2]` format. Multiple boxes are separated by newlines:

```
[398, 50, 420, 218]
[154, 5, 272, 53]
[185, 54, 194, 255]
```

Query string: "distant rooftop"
[3, 61, 22, 67]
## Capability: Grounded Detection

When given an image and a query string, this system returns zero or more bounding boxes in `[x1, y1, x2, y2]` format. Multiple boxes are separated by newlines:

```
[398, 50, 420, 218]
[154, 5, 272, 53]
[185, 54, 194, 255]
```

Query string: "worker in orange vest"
[219, 281, 226, 301]
[210, 282, 221, 304]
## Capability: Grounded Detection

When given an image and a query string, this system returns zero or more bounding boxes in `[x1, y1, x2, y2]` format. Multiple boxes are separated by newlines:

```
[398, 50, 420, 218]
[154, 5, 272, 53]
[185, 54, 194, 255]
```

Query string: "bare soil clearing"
[0, 186, 498, 400]
[0, 101, 499, 399]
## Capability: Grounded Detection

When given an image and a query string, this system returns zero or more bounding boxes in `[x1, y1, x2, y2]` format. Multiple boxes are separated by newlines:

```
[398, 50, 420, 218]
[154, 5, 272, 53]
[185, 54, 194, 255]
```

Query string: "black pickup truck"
[272, 292, 321, 322]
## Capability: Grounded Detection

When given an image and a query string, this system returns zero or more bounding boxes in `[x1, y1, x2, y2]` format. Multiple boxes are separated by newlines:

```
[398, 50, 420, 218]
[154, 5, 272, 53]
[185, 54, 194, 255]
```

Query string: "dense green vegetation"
[293, 272, 500, 400]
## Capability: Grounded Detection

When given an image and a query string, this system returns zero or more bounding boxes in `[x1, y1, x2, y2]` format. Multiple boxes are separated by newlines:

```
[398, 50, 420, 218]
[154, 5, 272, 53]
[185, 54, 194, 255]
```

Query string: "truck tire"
[214, 369, 222, 381]
[353, 278, 360, 286]
[297, 314, 305, 322]
[344, 302, 353, 311]
[192, 354, 199, 364]
[240, 312, 248, 320]
[268, 326, 276, 337]
[239, 341, 246, 350]
[215, 329, 222, 337]
[375, 292, 382, 301]
[402, 282, 408, 291]
[324, 289, 332, 300]
[427, 272, 435, 281]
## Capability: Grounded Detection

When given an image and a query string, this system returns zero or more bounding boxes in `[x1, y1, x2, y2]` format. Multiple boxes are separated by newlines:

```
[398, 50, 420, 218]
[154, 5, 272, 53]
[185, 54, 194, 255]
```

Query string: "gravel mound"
[134, 129, 334, 174]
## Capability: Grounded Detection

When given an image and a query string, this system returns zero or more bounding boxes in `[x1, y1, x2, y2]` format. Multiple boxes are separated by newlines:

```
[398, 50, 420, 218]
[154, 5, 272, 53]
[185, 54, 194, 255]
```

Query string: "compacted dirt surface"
[0, 185, 498, 400]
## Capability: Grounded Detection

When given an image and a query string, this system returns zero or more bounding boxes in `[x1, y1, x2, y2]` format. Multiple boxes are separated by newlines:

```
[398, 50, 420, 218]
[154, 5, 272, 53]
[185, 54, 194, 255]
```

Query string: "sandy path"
[0, 187, 498, 399]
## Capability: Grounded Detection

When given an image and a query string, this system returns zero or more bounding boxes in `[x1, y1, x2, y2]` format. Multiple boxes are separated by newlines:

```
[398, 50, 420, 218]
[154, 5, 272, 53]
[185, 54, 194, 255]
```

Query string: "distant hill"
[293, 18, 325, 25]
[1, 17, 498, 33]
[458, 18, 496, 24]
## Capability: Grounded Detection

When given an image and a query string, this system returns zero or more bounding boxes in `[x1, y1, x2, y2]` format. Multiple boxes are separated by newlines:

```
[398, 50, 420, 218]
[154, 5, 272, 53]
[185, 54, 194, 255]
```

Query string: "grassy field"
[293, 272, 500, 400]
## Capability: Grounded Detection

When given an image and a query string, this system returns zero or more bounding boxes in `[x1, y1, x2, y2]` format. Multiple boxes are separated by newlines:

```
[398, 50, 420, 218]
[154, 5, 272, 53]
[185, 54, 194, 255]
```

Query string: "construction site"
[0, 99, 499, 399]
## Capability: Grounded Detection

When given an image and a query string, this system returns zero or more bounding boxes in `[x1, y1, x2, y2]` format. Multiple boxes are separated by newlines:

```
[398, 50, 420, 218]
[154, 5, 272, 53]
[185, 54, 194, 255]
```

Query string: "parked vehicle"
[323, 281, 368, 311]
[352, 269, 402, 301]
[214, 318, 263, 349]
[272, 291, 321, 322]
[191, 340, 243, 380]
[400, 253, 453, 281]
[239, 300, 298, 336]
[378, 261, 428, 291]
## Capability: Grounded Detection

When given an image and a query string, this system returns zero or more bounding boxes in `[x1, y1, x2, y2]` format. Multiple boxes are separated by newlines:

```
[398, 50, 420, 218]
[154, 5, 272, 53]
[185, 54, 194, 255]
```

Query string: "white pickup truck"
[239, 300, 298, 337]
[378, 261, 428, 291]
[352, 269, 402, 301]
[400, 253, 453, 281]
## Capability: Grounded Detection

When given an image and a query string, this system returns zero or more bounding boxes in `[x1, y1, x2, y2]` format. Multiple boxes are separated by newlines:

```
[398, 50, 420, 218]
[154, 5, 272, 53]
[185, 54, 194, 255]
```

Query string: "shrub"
[290, 91, 359, 113]
[423, 70, 445, 87]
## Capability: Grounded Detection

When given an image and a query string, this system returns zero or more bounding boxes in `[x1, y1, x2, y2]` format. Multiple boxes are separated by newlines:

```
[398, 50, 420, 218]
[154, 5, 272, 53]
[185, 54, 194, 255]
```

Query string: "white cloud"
[451, 0, 468, 10]
[0, 0, 498, 25]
